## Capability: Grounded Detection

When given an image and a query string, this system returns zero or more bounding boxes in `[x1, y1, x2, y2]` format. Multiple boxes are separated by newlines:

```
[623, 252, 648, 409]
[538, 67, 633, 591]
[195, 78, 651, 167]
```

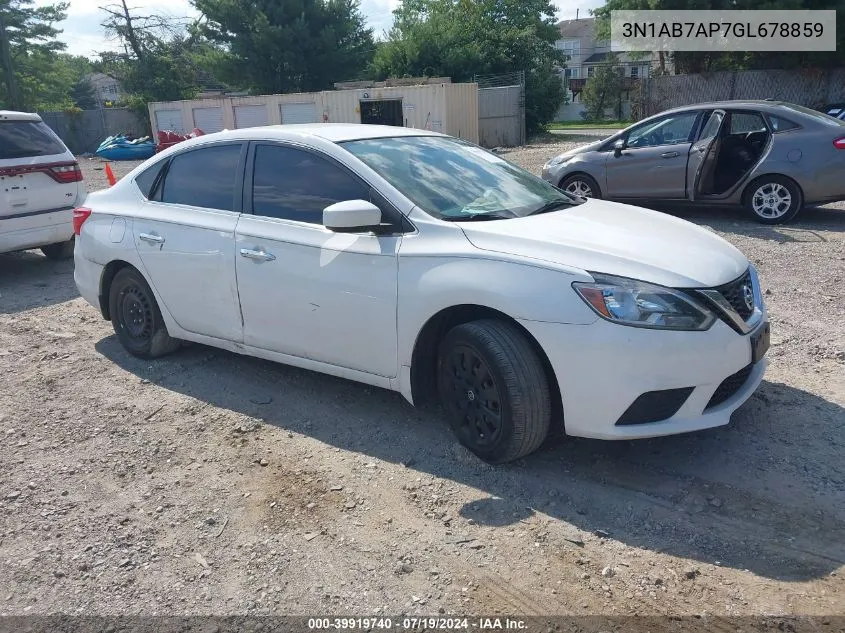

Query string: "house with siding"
[554, 17, 664, 121]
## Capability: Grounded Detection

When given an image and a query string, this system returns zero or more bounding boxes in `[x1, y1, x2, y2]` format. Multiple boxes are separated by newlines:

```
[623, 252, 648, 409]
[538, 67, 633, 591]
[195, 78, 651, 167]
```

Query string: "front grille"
[705, 363, 754, 410]
[712, 270, 754, 320]
[616, 387, 694, 426]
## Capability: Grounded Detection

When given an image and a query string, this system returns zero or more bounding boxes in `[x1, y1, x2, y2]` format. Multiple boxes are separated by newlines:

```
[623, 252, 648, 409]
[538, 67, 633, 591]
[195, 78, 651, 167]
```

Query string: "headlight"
[572, 273, 715, 331]
[546, 154, 570, 167]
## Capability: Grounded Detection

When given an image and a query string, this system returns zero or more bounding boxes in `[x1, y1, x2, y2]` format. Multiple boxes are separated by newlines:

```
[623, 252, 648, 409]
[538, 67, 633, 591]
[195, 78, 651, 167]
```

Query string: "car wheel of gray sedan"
[744, 175, 802, 224]
[41, 237, 75, 260]
[437, 319, 552, 464]
[560, 174, 601, 199]
[109, 267, 181, 360]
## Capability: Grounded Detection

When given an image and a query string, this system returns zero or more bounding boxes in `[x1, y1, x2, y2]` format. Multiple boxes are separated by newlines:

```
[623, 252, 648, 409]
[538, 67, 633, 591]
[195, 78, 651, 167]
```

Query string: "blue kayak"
[96, 135, 156, 161]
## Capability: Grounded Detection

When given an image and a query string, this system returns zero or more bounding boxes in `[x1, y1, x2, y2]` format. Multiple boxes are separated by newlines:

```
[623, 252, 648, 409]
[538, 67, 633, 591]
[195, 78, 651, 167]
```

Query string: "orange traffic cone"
[104, 163, 117, 186]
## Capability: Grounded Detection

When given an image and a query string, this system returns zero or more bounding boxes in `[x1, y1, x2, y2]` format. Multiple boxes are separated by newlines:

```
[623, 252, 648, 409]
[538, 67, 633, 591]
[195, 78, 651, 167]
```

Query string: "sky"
[36, 0, 605, 59]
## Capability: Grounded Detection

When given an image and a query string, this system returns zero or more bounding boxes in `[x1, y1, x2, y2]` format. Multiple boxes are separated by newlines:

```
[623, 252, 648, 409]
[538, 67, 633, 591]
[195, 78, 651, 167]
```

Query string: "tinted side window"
[252, 144, 369, 223]
[161, 144, 242, 210]
[0, 121, 66, 159]
[730, 112, 767, 134]
[767, 115, 800, 132]
[134, 161, 165, 199]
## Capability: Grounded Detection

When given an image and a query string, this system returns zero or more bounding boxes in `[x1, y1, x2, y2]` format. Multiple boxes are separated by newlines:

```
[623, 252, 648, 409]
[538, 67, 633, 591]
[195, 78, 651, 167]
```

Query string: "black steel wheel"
[441, 342, 505, 450]
[108, 267, 180, 359]
[437, 320, 552, 463]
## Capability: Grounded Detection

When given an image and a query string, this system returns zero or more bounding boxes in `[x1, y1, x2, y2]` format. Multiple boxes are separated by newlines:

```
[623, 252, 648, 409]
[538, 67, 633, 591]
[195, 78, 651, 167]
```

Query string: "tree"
[192, 0, 375, 94]
[0, 0, 68, 111]
[370, 0, 566, 135]
[581, 62, 624, 121]
[99, 0, 206, 104]
[70, 77, 98, 109]
[593, 0, 845, 73]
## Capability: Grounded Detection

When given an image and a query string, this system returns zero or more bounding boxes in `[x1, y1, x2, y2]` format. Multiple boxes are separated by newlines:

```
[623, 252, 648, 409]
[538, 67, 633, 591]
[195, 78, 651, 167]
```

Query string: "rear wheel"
[41, 238, 75, 260]
[560, 174, 601, 199]
[108, 267, 181, 359]
[437, 320, 551, 463]
[744, 175, 802, 224]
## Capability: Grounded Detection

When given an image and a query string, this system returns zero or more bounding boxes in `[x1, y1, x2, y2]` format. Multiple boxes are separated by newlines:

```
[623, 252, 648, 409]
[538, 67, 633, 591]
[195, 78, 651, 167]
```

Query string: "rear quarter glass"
[0, 120, 68, 160]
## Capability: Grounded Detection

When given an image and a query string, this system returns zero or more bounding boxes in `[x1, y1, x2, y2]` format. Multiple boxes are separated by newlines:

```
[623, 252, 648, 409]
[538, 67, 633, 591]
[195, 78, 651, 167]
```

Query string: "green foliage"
[69, 76, 98, 109]
[370, 0, 566, 135]
[593, 0, 845, 73]
[0, 0, 73, 111]
[192, 0, 375, 94]
[581, 61, 625, 121]
[98, 1, 212, 105]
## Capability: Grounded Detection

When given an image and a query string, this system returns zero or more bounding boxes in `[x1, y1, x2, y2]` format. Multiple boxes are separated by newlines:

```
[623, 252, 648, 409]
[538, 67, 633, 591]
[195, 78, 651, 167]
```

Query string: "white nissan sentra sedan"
[73, 124, 770, 463]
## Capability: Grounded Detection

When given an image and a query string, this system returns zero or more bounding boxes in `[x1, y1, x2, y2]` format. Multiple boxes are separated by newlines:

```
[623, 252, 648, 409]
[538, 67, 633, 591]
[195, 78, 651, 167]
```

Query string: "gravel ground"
[0, 149, 843, 619]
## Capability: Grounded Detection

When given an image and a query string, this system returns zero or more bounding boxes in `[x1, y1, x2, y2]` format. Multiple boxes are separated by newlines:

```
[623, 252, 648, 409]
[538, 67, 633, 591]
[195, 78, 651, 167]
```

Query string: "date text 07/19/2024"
[306, 617, 528, 630]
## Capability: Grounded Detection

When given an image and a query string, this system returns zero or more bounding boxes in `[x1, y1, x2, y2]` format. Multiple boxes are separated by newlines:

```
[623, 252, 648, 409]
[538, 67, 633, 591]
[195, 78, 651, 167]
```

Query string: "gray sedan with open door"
[542, 101, 845, 224]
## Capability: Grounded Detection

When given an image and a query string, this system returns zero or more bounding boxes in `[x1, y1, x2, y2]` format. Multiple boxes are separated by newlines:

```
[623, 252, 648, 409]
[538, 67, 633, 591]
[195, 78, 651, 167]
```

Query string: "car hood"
[460, 199, 748, 288]
[550, 139, 604, 162]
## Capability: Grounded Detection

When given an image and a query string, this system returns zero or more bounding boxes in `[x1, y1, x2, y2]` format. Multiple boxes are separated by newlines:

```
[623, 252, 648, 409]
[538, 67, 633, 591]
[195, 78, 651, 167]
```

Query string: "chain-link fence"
[637, 68, 845, 120]
[474, 71, 526, 147]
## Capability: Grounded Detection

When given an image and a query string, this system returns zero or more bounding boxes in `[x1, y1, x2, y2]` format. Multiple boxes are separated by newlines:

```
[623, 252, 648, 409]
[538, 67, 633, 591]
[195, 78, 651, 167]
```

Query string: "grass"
[547, 120, 630, 130]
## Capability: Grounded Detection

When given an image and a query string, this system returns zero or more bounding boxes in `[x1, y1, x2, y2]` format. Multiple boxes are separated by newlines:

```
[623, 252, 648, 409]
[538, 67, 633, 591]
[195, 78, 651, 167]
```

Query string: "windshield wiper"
[526, 198, 584, 216]
[441, 212, 514, 222]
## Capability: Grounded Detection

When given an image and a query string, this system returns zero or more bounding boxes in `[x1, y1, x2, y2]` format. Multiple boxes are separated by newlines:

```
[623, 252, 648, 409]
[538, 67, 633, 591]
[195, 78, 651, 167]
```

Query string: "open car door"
[686, 109, 726, 201]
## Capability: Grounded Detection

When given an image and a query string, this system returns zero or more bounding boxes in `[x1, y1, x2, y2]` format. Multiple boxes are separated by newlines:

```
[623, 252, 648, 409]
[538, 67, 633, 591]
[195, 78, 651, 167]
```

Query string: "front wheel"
[41, 238, 75, 260]
[108, 267, 181, 359]
[744, 176, 802, 224]
[560, 174, 601, 199]
[437, 320, 552, 464]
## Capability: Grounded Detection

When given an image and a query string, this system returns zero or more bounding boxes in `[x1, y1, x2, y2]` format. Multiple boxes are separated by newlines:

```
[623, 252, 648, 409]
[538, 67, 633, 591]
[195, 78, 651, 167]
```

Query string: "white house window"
[564, 68, 580, 79]
[630, 66, 639, 78]
[587, 66, 595, 77]
[557, 39, 581, 55]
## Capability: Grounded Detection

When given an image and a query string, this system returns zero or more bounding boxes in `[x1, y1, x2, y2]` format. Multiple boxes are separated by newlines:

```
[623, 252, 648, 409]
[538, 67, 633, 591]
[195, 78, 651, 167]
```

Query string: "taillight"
[834, 137, 845, 149]
[49, 162, 83, 183]
[0, 161, 83, 182]
[73, 207, 92, 236]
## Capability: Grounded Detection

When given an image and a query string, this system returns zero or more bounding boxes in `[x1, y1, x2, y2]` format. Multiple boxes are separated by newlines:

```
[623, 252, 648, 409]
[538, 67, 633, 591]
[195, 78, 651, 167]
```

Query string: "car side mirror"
[613, 139, 627, 157]
[323, 199, 383, 233]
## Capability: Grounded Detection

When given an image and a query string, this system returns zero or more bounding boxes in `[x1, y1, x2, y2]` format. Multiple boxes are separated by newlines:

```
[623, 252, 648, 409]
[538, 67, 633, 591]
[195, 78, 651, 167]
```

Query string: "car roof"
[0, 110, 42, 122]
[195, 123, 444, 144]
[660, 100, 808, 115]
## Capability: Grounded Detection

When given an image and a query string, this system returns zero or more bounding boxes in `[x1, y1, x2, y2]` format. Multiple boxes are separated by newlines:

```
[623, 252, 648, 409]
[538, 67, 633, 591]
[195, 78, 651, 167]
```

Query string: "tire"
[41, 238, 75, 260]
[108, 267, 181, 359]
[560, 174, 601, 199]
[437, 319, 552, 464]
[743, 175, 802, 224]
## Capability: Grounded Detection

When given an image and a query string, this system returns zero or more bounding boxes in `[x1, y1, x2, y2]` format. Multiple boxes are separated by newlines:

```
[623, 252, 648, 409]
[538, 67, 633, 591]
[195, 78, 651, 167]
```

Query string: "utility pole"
[0, 7, 23, 110]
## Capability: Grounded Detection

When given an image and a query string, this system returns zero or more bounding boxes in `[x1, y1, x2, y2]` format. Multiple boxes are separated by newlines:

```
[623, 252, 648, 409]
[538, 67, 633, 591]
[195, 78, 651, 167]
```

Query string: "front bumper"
[541, 163, 560, 184]
[518, 316, 768, 440]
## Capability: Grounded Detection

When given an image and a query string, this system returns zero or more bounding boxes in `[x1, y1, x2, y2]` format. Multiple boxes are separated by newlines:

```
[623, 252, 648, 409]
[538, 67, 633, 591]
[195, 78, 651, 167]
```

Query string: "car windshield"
[341, 135, 581, 221]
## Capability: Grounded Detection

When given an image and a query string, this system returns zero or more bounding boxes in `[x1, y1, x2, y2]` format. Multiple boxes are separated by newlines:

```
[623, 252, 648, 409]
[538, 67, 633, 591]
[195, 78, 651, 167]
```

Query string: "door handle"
[660, 151, 680, 158]
[139, 232, 165, 244]
[240, 248, 276, 262]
